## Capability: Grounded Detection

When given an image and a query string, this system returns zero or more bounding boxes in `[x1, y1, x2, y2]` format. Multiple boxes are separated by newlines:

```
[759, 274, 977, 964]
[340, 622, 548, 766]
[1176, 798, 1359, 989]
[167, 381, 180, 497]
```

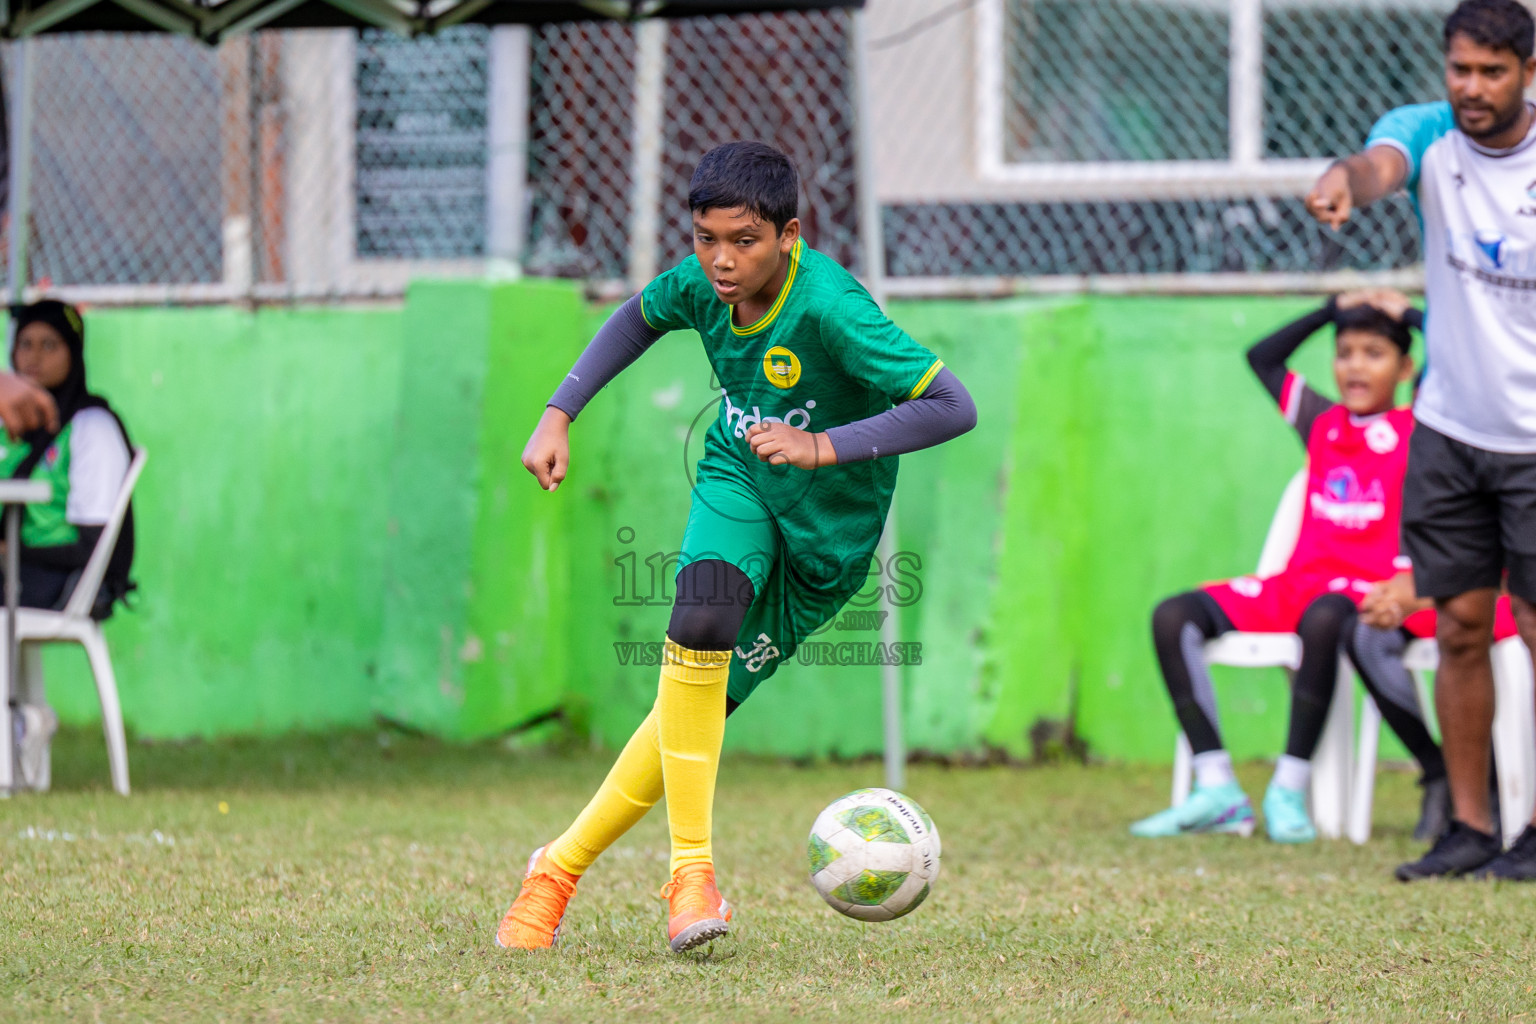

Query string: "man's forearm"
[1340, 150, 1401, 209]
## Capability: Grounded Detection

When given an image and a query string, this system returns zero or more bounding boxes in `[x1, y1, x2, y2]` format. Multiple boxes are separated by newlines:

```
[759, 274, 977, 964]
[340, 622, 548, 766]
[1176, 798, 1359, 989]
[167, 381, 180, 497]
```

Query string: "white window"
[978, 0, 1443, 199]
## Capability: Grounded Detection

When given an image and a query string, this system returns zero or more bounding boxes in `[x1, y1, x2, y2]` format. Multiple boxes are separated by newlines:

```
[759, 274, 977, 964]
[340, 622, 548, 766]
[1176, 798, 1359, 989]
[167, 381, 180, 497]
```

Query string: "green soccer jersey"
[0, 424, 78, 548]
[640, 238, 943, 588]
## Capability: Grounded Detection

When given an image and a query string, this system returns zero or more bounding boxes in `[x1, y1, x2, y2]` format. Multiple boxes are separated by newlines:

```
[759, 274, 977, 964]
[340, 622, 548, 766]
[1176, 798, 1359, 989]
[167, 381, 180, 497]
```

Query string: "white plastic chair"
[12, 448, 146, 796]
[1171, 468, 1358, 838]
[1349, 634, 1536, 848]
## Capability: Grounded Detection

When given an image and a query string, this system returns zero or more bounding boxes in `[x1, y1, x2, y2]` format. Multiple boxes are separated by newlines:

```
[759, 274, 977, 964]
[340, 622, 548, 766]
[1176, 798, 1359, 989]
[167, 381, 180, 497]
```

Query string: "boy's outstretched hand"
[522, 407, 572, 491]
[746, 421, 837, 470]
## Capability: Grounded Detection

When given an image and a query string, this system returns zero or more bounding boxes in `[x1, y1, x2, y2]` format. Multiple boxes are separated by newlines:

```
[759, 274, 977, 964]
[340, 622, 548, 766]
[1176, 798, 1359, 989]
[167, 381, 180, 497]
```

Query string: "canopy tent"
[1, 0, 907, 789]
[0, 0, 859, 42]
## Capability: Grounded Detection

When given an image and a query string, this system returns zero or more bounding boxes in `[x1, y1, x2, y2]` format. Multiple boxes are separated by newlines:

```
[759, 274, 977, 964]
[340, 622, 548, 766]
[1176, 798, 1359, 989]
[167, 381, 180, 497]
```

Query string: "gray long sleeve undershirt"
[822, 366, 975, 462]
[548, 295, 664, 420]
[546, 294, 977, 462]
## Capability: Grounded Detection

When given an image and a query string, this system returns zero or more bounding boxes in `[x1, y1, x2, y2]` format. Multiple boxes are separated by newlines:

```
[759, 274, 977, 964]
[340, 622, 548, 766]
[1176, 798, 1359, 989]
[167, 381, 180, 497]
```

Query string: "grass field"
[4, 730, 1535, 1022]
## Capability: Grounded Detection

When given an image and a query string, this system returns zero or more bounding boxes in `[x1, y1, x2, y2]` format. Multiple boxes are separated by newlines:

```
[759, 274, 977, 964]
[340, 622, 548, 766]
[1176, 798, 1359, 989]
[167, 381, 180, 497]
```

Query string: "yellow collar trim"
[731, 238, 802, 337]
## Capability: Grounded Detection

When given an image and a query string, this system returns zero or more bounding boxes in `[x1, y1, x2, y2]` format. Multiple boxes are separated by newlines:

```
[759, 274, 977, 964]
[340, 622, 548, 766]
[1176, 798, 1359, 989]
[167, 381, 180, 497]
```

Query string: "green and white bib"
[0, 423, 78, 548]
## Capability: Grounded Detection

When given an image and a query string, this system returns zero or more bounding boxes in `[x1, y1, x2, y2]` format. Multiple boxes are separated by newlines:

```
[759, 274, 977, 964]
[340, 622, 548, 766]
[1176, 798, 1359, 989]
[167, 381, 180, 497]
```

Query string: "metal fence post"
[627, 19, 666, 292]
[851, 6, 905, 793]
[487, 25, 530, 277]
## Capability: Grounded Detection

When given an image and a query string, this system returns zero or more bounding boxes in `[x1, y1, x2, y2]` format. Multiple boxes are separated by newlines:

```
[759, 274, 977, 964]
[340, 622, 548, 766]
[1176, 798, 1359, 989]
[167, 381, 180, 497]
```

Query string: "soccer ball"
[807, 787, 941, 921]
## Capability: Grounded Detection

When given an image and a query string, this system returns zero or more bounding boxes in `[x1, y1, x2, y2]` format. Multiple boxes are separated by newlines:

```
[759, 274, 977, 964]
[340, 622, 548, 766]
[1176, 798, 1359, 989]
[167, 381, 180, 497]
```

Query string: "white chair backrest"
[1254, 466, 1307, 578]
[63, 447, 146, 619]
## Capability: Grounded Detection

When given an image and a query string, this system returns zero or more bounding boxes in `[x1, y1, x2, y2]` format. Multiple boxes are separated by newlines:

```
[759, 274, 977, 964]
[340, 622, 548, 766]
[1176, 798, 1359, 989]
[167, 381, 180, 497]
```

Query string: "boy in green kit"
[501, 142, 976, 954]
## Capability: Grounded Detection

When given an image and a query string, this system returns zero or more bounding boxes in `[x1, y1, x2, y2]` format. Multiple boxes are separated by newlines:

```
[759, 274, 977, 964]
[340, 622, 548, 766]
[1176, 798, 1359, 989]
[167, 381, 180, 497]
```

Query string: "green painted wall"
[39, 283, 1398, 765]
[376, 279, 579, 739]
[44, 304, 402, 736]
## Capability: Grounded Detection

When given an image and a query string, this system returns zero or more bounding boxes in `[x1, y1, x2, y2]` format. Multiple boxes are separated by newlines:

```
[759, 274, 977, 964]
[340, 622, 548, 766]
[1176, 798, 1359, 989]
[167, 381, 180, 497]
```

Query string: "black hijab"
[7, 299, 135, 610]
[9, 299, 126, 453]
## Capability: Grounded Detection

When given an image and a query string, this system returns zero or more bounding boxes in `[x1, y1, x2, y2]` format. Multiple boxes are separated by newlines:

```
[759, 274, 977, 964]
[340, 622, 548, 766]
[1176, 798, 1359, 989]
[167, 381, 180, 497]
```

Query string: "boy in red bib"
[1132, 289, 1506, 842]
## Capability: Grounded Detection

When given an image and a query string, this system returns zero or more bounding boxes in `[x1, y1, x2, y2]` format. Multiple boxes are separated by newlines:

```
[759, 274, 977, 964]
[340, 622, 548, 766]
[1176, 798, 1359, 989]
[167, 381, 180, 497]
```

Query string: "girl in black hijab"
[5, 300, 134, 613]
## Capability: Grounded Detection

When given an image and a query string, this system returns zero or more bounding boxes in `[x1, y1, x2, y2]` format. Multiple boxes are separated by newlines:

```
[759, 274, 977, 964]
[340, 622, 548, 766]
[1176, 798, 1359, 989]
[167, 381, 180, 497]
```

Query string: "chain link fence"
[24, 34, 223, 290]
[875, 0, 1440, 285]
[0, 0, 1458, 304]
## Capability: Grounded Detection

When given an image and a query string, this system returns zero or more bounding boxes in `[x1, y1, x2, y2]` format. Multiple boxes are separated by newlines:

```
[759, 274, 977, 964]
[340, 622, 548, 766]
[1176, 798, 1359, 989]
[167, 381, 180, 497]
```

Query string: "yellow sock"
[546, 707, 663, 876]
[658, 639, 731, 875]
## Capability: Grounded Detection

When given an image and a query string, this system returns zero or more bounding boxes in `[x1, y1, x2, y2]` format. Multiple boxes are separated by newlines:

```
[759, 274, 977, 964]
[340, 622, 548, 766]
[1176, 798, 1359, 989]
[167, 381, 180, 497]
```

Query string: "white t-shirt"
[66, 407, 129, 526]
[1368, 101, 1536, 453]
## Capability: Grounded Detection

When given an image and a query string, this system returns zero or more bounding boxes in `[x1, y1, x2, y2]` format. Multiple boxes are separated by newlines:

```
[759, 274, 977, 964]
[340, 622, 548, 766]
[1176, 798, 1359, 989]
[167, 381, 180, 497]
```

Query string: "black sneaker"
[1413, 776, 1452, 843]
[1473, 825, 1536, 881]
[1394, 821, 1501, 881]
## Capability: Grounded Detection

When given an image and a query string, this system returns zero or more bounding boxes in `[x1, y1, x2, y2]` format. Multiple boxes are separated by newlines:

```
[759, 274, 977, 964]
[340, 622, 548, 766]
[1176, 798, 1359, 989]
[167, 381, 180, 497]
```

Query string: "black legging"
[1152, 589, 1443, 780]
[1150, 591, 1232, 754]
[1280, 593, 1360, 761]
[1303, 616, 1444, 781]
[1, 561, 74, 610]
[668, 558, 754, 716]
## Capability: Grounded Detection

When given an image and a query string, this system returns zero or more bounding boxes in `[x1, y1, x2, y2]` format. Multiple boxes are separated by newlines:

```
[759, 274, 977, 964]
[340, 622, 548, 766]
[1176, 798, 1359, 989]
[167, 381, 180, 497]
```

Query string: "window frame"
[975, 0, 1328, 199]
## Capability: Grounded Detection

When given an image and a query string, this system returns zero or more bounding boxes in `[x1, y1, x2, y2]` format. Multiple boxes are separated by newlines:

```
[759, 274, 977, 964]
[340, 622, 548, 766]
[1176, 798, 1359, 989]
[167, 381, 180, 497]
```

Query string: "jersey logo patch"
[762, 346, 801, 389]
[1364, 418, 1399, 454]
[1312, 467, 1385, 529]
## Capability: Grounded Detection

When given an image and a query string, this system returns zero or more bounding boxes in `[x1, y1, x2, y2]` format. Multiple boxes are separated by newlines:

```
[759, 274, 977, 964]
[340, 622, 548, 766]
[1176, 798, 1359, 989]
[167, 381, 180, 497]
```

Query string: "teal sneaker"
[1262, 783, 1317, 844]
[1130, 782, 1255, 838]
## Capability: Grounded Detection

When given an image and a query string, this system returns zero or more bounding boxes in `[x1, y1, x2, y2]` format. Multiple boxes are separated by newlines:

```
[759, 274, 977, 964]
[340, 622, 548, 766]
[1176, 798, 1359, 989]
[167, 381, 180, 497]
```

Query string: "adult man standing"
[1306, 0, 1536, 879]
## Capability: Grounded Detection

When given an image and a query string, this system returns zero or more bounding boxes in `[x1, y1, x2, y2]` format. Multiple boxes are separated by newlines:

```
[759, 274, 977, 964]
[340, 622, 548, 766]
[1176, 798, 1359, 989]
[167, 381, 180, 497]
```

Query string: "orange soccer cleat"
[660, 862, 733, 953]
[495, 846, 579, 950]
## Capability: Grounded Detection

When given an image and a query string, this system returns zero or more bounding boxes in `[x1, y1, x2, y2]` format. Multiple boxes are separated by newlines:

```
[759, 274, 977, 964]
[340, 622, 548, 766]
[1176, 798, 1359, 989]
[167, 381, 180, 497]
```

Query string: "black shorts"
[1402, 422, 1536, 602]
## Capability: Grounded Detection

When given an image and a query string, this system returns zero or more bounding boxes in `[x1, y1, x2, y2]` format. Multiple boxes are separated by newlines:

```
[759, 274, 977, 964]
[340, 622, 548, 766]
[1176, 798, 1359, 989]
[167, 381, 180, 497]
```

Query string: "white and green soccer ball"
[807, 788, 941, 921]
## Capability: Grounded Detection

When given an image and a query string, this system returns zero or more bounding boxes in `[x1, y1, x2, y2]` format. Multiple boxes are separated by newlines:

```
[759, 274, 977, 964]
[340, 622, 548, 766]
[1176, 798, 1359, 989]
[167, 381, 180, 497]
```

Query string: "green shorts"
[678, 470, 876, 705]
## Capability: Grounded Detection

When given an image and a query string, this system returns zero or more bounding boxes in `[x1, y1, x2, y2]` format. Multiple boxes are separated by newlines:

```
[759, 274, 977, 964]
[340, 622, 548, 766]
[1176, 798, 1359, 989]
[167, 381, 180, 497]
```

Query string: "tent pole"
[6, 36, 33, 339]
[849, 7, 904, 793]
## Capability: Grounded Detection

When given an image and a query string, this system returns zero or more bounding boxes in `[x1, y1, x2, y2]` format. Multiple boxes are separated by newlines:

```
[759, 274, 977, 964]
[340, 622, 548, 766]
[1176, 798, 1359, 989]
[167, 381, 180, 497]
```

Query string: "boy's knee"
[1152, 592, 1198, 639]
[666, 603, 740, 652]
[1298, 593, 1355, 639]
[668, 559, 754, 651]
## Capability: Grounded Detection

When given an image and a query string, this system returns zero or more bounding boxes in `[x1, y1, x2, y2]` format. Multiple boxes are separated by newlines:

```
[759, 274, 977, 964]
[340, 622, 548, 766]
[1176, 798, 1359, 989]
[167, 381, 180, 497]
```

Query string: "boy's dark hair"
[1444, 0, 1535, 62]
[688, 141, 799, 232]
[1334, 305, 1413, 355]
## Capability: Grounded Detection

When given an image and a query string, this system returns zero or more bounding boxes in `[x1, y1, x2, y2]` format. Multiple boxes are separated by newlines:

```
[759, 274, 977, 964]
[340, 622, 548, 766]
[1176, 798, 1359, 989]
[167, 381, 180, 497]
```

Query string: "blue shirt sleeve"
[1365, 102, 1456, 196]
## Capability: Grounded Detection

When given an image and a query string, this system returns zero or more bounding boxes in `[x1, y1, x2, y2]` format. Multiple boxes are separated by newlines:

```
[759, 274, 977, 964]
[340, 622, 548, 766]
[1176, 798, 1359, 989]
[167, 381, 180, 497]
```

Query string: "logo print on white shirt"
[1476, 230, 1507, 270]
